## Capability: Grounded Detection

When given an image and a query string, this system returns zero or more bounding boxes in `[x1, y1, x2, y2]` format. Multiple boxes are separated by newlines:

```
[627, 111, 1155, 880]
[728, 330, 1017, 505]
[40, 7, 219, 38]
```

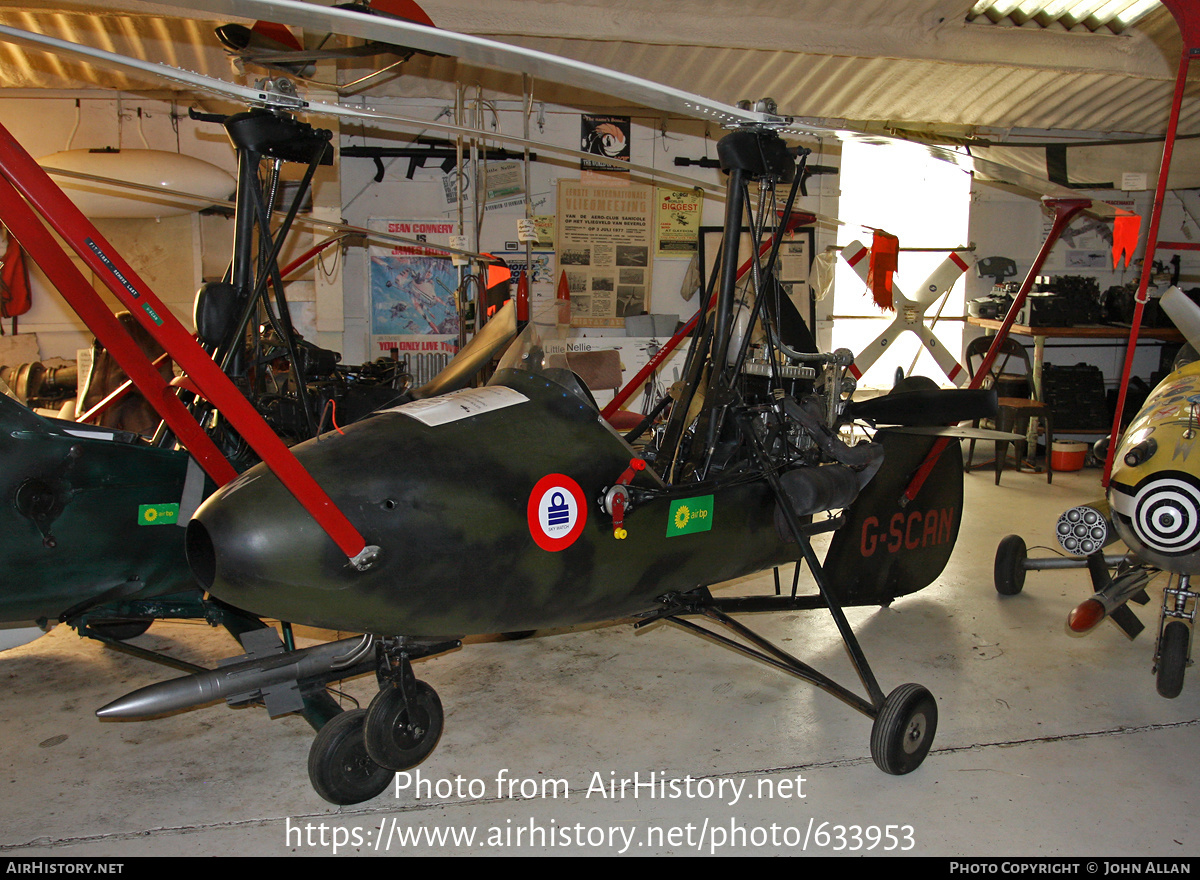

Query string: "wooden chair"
[964, 335, 1054, 485]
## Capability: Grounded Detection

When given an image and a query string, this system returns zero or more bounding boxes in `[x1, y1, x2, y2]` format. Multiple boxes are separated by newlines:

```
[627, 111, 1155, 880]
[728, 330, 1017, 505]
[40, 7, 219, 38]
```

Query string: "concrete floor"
[0, 463, 1196, 858]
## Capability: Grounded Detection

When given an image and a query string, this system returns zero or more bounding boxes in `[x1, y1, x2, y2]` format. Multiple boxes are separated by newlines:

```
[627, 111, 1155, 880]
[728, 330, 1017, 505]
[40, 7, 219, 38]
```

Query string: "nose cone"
[187, 405, 513, 634]
[184, 374, 641, 636]
[1110, 470, 1200, 573]
[187, 459, 361, 625]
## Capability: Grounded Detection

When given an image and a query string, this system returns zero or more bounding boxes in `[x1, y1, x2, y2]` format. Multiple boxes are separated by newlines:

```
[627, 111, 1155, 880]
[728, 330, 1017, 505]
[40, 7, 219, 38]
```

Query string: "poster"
[532, 214, 556, 248]
[556, 181, 654, 328]
[368, 219, 461, 368]
[656, 187, 703, 256]
[442, 159, 526, 206]
[778, 236, 810, 285]
[580, 113, 631, 177]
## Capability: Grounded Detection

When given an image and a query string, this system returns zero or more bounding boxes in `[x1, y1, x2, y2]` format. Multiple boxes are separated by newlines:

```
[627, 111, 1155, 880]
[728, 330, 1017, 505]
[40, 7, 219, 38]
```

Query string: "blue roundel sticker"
[527, 474, 588, 551]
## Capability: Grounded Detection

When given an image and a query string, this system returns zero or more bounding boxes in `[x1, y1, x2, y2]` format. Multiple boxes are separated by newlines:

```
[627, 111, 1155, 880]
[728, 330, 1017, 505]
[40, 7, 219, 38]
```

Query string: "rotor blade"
[143, 0, 1125, 216]
[143, 0, 812, 133]
[877, 425, 1025, 442]
[4, 6, 1114, 221]
[845, 388, 998, 426]
[0, 23, 723, 195]
[38, 163, 497, 261]
[919, 141, 1123, 218]
[0, 23, 307, 107]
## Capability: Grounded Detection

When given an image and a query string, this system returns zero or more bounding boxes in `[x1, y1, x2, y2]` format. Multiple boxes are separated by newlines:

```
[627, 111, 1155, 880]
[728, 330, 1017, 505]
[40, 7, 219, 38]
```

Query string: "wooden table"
[966, 317, 1182, 399]
[966, 317, 1184, 443]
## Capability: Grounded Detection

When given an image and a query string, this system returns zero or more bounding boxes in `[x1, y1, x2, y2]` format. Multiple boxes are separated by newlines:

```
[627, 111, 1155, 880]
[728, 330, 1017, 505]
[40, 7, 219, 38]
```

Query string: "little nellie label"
[666, 495, 713, 537]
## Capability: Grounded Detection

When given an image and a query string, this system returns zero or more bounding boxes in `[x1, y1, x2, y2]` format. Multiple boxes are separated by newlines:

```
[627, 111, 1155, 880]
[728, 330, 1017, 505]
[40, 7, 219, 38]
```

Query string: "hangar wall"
[0, 90, 1193, 408]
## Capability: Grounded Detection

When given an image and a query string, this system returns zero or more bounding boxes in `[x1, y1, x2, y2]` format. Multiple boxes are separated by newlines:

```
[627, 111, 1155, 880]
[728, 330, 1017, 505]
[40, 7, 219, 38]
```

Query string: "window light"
[967, 0, 1160, 33]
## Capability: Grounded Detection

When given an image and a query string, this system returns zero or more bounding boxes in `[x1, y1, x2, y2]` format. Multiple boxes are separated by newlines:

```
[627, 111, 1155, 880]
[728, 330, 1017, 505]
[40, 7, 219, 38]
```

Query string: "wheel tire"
[995, 534, 1027, 596]
[871, 683, 937, 775]
[307, 709, 394, 806]
[363, 680, 444, 771]
[1156, 621, 1191, 699]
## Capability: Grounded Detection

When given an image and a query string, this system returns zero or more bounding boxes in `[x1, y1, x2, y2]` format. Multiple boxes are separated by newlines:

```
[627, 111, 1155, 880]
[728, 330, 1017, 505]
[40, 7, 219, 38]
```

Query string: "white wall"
[965, 181, 1200, 418]
[0, 94, 238, 362]
[1, 90, 1190, 415]
[335, 98, 844, 363]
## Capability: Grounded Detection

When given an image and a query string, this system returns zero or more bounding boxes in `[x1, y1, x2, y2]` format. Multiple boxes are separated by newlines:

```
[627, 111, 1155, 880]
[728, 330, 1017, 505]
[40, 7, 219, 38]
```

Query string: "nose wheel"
[306, 638, 455, 805]
[364, 679, 444, 770]
[1156, 621, 1192, 698]
[307, 708, 394, 805]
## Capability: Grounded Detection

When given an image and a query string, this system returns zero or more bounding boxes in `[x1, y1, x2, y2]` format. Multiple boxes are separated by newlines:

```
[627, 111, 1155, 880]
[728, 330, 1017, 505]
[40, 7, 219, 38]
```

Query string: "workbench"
[966, 317, 1183, 411]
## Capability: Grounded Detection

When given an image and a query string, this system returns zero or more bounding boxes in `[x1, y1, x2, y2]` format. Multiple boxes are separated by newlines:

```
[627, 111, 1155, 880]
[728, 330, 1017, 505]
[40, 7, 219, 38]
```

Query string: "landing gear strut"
[364, 648, 445, 770]
[304, 637, 456, 805]
[1155, 574, 1196, 698]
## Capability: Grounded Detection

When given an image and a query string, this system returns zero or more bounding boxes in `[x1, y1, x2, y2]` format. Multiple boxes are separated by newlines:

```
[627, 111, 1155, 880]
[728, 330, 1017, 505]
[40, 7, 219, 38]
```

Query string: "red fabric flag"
[0, 229, 31, 319]
[1112, 212, 1140, 269]
[866, 229, 899, 311]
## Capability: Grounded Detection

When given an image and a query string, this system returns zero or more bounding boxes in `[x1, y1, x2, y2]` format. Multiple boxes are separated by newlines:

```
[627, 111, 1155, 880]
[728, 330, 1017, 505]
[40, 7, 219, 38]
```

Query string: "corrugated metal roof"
[0, 0, 1193, 141]
[0, 9, 233, 92]
[967, 0, 1162, 34]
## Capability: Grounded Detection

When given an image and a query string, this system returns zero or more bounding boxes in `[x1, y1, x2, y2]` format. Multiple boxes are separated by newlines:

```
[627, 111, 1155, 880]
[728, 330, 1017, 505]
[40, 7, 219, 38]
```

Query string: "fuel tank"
[187, 369, 800, 637]
[38, 149, 234, 219]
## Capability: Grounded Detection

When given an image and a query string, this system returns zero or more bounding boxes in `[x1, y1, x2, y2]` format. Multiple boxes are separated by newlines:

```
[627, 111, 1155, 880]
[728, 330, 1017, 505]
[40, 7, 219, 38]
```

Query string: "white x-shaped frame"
[839, 239, 972, 386]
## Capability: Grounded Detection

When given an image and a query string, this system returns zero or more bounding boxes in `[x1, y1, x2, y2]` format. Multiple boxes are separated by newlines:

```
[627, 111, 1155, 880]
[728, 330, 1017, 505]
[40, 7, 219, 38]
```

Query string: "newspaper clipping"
[557, 181, 654, 328]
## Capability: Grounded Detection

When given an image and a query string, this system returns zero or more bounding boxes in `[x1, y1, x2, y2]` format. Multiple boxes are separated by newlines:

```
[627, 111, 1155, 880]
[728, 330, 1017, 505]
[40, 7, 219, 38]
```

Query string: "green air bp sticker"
[667, 495, 714, 537]
[138, 503, 179, 526]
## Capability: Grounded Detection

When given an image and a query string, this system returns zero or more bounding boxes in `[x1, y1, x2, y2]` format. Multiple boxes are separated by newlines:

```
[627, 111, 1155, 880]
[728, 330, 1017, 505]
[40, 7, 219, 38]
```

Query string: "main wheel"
[307, 709, 394, 805]
[1156, 621, 1191, 699]
[871, 683, 937, 775]
[994, 534, 1027, 596]
[363, 680, 444, 771]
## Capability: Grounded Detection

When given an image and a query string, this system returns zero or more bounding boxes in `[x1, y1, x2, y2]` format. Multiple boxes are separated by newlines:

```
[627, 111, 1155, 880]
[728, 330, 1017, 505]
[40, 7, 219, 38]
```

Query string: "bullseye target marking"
[1132, 475, 1200, 556]
[527, 474, 588, 552]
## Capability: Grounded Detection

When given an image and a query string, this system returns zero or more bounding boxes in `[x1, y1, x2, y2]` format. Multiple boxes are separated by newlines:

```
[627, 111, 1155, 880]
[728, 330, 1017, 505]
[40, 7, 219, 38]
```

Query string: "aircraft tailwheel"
[1156, 621, 1191, 699]
[307, 708, 394, 805]
[994, 535, 1027, 596]
[364, 680, 444, 771]
[87, 618, 153, 641]
[870, 683, 937, 775]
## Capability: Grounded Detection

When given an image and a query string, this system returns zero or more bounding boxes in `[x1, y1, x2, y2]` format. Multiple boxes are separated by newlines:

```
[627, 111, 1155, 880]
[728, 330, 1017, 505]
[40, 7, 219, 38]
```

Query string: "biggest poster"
[556, 181, 654, 328]
[656, 187, 703, 256]
[368, 219, 460, 371]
